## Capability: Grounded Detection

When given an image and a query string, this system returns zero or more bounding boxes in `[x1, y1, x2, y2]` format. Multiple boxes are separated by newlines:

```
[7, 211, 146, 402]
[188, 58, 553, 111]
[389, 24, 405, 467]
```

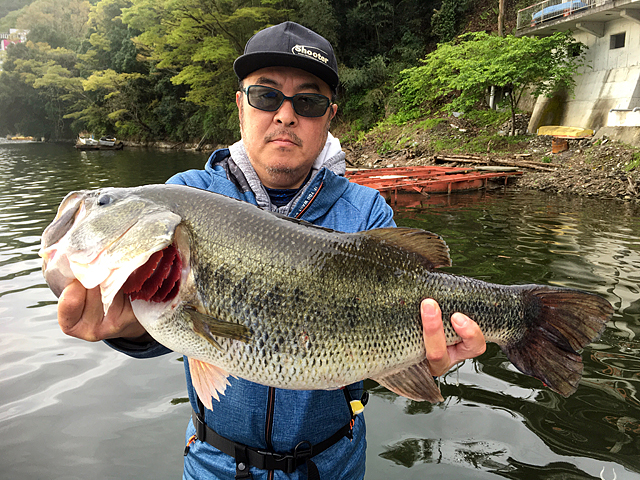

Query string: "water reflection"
[373, 189, 640, 479]
[380, 436, 622, 479]
[2, 143, 640, 478]
[0, 142, 206, 479]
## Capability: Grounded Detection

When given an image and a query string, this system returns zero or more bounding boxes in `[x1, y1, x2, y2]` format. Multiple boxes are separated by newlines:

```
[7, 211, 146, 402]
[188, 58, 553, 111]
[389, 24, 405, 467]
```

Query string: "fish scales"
[40, 184, 613, 406]
[186, 206, 427, 388]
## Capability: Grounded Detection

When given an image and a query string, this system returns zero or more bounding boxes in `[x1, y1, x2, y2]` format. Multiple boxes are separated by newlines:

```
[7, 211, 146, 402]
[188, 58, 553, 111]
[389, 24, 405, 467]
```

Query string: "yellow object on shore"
[537, 126, 594, 138]
[8, 136, 35, 141]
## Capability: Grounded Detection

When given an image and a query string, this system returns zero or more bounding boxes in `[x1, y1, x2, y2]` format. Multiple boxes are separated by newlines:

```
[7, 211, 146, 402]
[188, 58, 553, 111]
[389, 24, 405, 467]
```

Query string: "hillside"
[333, 0, 640, 203]
[0, 0, 35, 19]
[0, 0, 35, 31]
[338, 110, 640, 203]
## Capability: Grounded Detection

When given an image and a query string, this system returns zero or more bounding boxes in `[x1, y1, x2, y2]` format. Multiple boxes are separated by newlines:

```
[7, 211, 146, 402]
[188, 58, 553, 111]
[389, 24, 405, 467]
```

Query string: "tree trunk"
[491, 0, 506, 111]
[510, 96, 516, 136]
[195, 133, 209, 151]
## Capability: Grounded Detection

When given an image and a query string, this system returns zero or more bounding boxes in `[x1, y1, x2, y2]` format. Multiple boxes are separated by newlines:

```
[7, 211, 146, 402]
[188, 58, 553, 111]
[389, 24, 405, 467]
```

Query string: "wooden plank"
[346, 166, 523, 194]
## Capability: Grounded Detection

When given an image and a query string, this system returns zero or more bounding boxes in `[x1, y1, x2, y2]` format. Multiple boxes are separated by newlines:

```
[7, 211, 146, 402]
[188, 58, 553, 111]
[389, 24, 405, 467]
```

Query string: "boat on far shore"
[7, 135, 35, 141]
[75, 135, 124, 150]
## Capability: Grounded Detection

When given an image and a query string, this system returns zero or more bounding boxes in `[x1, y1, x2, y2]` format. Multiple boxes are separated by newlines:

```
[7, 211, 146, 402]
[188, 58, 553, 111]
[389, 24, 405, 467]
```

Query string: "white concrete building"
[0, 28, 28, 50]
[0, 29, 29, 70]
[517, 0, 640, 143]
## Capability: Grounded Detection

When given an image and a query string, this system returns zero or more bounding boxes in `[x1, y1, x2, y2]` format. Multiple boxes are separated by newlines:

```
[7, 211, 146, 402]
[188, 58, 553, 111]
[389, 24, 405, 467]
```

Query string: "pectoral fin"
[372, 359, 444, 402]
[184, 306, 251, 351]
[188, 357, 233, 410]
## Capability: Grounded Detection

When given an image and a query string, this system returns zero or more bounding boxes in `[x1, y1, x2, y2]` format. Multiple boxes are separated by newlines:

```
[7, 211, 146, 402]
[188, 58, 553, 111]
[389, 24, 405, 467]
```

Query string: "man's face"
[236, 66, 338, 189]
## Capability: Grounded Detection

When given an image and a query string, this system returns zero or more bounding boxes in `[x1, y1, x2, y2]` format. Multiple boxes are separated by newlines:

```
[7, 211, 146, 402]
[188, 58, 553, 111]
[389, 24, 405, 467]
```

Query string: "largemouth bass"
[40, 184, 613, 409]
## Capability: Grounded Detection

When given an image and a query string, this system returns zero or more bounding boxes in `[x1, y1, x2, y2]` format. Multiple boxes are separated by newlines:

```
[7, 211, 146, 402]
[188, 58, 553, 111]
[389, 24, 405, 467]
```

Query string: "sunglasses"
[242, 85, 332, 118]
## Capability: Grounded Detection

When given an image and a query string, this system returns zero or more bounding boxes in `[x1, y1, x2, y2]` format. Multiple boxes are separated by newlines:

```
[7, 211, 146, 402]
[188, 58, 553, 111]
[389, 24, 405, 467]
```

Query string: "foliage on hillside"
[0, 0, 577, 144]
[395, 31, 587, 134]
[0, 0, 448, 140]
[0, 0, 36, 31]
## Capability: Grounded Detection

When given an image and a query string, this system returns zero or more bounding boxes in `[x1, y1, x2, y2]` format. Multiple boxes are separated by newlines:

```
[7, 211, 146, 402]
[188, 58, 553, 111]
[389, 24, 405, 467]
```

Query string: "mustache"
[264, 130, 302, 146]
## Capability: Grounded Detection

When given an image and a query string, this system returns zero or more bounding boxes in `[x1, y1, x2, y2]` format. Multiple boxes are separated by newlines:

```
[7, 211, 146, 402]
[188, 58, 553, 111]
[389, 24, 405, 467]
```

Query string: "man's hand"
[421, 298, 486, 377]
[58, 280, 149, 342]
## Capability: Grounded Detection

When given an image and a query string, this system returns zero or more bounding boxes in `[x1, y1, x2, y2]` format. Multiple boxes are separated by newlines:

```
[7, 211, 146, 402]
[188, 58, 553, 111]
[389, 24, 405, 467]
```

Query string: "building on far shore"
[0, 29, 29, 69]
[517, 0, 640, 144]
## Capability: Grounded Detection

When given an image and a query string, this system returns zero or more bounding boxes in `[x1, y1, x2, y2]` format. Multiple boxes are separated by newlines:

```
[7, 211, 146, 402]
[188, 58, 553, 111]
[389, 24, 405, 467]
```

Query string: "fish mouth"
[40, 189, 184, 313]
[121, 244, 182, 304]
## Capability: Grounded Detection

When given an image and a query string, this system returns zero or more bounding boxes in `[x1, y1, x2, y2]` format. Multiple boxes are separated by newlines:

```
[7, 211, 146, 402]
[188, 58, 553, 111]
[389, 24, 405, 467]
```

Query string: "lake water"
[1, 140, 639, 480]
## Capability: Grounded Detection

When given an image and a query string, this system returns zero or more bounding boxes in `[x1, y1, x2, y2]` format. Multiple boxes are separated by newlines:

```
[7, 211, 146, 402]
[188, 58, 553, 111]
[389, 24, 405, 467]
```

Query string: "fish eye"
[97, 194, 112, 206]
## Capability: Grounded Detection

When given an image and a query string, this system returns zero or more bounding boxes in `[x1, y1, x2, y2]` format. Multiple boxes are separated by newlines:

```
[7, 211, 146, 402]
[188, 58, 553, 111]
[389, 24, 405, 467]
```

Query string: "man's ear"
[236, 91, 242, 110]
[330, 103, 338, 120]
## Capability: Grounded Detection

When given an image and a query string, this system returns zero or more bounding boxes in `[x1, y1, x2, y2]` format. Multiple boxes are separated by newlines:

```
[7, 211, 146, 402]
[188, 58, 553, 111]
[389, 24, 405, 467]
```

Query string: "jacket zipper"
[267, 179, 321, 480]
[294, 182, 323, 219]
[265, 386, 276, 480]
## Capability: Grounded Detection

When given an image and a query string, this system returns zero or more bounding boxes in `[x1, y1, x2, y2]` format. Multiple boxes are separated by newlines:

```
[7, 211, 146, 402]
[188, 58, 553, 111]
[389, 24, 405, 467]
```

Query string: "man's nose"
[274, 98, 297, 126]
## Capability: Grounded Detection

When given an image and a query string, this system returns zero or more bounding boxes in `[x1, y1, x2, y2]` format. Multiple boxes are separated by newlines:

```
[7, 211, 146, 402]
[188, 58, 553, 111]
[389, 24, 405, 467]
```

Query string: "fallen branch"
[492, 158, 557, 171]
[433, 154, 557, 172]
[194, 134, 208, 152]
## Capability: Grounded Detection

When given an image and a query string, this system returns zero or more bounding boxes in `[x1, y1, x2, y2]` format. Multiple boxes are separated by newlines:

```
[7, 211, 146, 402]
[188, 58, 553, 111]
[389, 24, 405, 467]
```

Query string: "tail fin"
[502, 287, 612, 397]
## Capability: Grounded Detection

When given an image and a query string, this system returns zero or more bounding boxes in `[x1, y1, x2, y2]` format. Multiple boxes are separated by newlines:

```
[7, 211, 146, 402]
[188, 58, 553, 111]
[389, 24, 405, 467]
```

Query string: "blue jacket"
[108, 147, 395, 480]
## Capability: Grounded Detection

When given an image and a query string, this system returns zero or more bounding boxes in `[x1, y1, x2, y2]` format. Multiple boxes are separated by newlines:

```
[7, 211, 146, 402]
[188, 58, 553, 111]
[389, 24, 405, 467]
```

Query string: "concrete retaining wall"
[527, 14, 640, 144]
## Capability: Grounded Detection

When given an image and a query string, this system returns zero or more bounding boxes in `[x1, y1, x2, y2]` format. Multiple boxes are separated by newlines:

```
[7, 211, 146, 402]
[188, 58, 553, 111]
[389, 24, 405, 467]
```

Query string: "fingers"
[58, 280, 95, 339]
[103, 292, 147, 340]
[448, 312, 486, 366]
[421, 298, 487, 377]
[421, 299, 450, 377]
[57, 280, 144, 342]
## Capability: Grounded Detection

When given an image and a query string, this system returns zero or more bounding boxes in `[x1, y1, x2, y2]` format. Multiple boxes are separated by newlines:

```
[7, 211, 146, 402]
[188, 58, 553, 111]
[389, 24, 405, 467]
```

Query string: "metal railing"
[517, 0, 600, 30]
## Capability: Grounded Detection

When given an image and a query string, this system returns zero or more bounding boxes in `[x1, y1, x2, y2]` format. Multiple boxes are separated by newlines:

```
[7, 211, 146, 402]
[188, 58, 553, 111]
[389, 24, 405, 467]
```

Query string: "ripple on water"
[2, 149, 640, 478]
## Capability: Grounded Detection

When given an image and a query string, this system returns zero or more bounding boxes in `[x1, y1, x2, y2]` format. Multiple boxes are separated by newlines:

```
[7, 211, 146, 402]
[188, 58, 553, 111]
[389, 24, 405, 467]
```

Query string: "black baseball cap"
[233, 22, 339, 92]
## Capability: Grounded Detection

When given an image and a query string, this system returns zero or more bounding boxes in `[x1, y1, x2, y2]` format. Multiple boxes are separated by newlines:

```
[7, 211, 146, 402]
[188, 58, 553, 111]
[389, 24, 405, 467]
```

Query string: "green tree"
[325, 0, 435, 129]
[69, 69, 153, 135]
[332, 0, 434, 68]
[397, 31, 589, 135]
[340, 55, 392, 130]
[16, 0, 91, 49]
[431, 0, 469, 43]
[0, 0, 36, 32]
[0, 40, 82, 138]
[0, 0, 37, 19]
[56, 0, 202, 141]
[0, 0, 92, 138]
[0, 68, 49, 136]
[33, 60, 84, 137]
[121, 0, 294, 143]
[294, 0, 338, 47]
[83, 0, 144, 74]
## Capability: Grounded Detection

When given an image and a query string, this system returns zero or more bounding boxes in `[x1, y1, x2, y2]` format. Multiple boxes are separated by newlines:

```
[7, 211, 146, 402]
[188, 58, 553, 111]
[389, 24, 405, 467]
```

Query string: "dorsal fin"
[363, 227, 452, 269]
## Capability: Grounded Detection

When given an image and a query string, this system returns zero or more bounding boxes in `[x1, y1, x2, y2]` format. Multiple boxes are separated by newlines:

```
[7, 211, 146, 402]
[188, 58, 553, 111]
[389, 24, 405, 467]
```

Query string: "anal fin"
[188, 357, 232, 410]
[372, 359, 443, 403]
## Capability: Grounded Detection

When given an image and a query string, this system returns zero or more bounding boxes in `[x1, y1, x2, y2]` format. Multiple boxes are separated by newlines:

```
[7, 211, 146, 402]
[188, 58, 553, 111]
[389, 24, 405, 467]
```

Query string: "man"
[57, 22, 486, 480]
